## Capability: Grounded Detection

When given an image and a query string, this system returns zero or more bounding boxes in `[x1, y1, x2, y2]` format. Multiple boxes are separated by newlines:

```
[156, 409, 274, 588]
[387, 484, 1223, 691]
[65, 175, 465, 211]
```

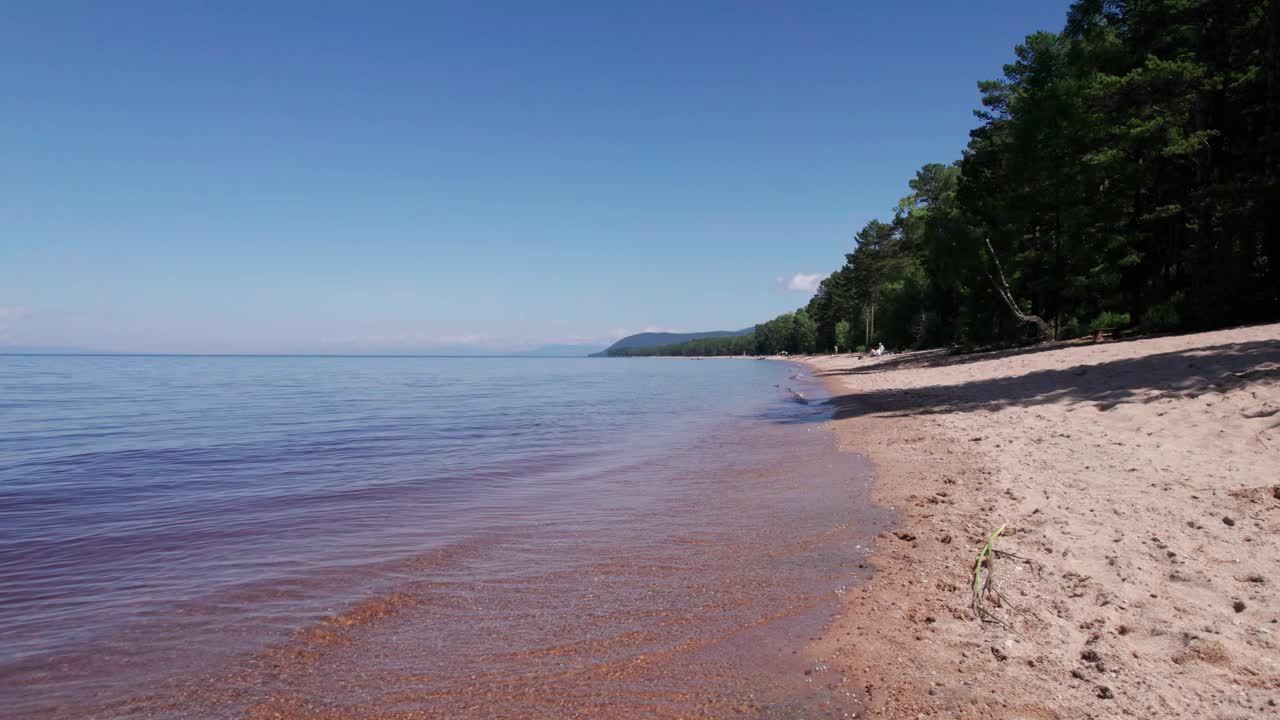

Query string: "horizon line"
[0, 352, 609, 359]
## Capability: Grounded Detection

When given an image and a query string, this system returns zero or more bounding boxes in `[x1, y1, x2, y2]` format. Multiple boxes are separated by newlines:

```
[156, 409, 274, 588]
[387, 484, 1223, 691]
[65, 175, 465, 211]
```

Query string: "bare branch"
[984, 237, 1050, 342]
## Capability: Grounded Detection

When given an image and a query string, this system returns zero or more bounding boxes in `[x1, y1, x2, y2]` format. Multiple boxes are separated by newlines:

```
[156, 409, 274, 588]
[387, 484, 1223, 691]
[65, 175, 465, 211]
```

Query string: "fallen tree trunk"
[984, 237, 1050, 342]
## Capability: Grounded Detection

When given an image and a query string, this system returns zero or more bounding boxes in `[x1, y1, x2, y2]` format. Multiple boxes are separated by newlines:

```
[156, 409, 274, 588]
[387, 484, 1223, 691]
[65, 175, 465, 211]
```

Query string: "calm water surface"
[0, 356, 884, 718]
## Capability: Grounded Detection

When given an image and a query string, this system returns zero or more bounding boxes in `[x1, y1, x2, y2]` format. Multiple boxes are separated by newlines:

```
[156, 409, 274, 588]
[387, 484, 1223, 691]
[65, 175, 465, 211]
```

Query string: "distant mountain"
[0, 344, 102, 355]
[515, 344, 607, 357]
[592, 328, 753, 356]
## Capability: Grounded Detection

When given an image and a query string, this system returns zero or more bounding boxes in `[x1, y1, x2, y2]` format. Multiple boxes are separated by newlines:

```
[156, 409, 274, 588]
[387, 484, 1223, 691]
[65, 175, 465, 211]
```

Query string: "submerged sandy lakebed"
[792, 322, 1280, 719]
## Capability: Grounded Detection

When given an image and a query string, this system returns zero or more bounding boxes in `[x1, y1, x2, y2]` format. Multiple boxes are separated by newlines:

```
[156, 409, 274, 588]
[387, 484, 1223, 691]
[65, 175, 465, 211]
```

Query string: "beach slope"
[802, 323, 1280, 719]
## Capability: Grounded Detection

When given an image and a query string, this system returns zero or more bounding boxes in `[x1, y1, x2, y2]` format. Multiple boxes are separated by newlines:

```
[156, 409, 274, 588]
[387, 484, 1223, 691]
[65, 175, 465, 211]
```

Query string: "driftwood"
[984, 237, 1050, 342]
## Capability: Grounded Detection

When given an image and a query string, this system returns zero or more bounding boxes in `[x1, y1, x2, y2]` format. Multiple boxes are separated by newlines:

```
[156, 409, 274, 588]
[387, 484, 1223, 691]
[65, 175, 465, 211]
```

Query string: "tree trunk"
[984, 237, 1050, 342]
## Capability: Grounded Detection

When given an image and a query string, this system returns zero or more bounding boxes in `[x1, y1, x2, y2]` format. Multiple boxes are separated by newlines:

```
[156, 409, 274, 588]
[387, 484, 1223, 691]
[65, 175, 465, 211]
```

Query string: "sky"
[2, 1, 1072, 354]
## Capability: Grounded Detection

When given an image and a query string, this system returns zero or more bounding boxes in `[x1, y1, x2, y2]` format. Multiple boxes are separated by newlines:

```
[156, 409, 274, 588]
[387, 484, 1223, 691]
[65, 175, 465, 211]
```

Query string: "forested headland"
[608, 0, 1278, 358]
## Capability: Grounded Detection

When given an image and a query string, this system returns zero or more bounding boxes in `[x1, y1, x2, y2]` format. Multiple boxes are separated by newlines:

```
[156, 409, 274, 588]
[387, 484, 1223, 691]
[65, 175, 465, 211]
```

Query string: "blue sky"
[2, 1, 1070, 353]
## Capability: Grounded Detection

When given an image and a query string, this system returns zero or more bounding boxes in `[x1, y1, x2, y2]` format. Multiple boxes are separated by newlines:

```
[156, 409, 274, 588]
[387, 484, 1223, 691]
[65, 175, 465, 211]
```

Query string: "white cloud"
[559, 334, 610, 345]
[778, 273, 821, 293]
[0, 306, 30, 344]
[315, 327, 693, 352]
[316, 332, 498, 349]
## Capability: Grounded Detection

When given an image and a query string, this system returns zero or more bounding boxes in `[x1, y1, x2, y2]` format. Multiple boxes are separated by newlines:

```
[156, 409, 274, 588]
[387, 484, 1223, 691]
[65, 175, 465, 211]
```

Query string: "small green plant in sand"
[972, 524, 1007, 623]
[971, 523, 1041, 630]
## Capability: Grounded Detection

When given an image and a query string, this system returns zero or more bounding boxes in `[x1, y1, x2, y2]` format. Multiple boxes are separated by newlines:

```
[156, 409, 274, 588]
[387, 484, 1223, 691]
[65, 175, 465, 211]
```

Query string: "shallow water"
[0, 356, 885, 718]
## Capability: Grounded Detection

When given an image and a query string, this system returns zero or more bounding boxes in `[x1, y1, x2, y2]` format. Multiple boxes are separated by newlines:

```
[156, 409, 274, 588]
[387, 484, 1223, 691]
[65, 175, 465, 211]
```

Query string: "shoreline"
[796, 323, 1280, 718]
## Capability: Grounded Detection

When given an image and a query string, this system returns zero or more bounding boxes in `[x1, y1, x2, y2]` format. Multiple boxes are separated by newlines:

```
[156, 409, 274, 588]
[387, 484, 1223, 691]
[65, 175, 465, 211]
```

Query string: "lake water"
[0, 356, 884, 719]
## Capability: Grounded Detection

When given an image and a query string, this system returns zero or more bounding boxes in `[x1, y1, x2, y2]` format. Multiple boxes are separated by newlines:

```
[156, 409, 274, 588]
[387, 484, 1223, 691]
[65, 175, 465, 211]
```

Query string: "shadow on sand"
[813, 338, 1280, 421]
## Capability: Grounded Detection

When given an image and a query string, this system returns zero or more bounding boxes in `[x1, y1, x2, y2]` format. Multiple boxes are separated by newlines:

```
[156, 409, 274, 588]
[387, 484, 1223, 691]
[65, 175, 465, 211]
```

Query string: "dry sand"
[797, 323, 1280, 719]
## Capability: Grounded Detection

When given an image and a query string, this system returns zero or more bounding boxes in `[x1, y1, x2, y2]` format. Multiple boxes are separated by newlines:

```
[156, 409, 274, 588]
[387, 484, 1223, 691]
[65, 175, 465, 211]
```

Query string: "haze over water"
[1, 356, 884, 718]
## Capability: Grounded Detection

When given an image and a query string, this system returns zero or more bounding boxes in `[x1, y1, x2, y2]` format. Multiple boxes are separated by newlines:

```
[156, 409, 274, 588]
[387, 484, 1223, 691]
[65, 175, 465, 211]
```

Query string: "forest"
[609, 0, 1278, 358]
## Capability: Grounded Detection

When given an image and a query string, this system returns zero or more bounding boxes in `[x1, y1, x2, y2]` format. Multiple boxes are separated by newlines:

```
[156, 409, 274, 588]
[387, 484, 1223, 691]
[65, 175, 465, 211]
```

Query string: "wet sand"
[796, 323, 1280, 718]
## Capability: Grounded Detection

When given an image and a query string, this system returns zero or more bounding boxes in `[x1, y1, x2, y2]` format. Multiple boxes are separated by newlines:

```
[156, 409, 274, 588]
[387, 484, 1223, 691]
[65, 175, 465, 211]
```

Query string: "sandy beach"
[797, 323, 1280, 719]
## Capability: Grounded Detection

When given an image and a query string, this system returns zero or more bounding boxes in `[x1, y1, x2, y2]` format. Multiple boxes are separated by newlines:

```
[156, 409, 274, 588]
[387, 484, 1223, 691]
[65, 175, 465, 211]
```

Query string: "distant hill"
[515, 344, 607, 357]
[0, 344, 102, 355]
[592, 328, 752, 357]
